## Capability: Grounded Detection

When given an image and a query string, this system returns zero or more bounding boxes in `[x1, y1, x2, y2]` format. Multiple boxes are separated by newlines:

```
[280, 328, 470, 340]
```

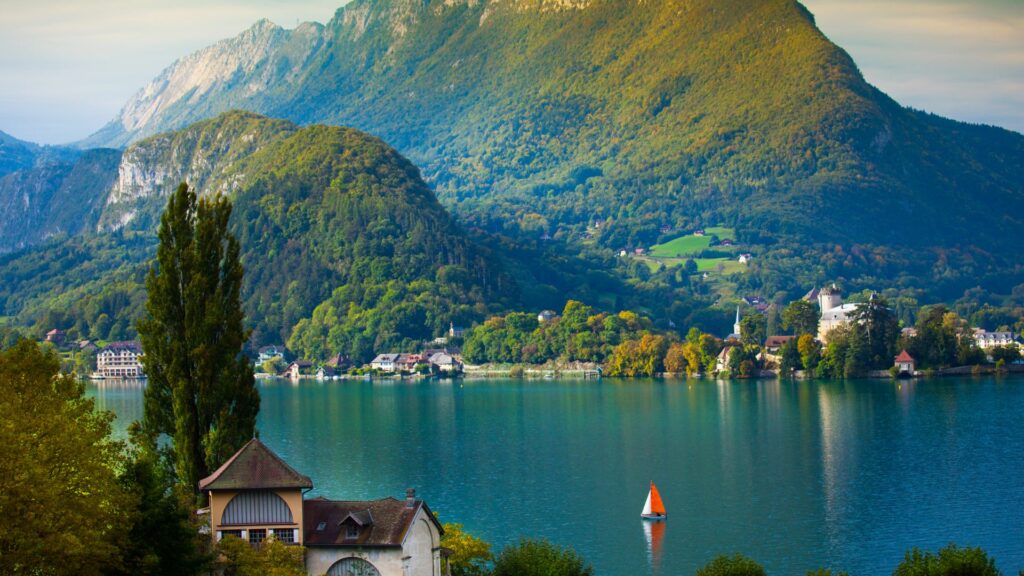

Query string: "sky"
[0, 0, 1021, 144]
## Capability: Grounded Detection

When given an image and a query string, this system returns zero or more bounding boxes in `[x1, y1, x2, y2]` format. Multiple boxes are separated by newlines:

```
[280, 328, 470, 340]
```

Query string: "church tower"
[733, 306, 741, 338]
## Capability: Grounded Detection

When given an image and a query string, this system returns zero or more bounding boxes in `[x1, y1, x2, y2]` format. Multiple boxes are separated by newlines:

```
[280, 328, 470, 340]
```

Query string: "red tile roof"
[895, 350, 915, 363]
[303, 497, 443, 547]
[198, 438, 313, 491]
[764, 335, 796, 349]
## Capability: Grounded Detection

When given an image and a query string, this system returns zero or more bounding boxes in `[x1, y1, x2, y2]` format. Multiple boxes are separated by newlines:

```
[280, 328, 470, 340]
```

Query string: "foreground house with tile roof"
[200, 438, 447, 576]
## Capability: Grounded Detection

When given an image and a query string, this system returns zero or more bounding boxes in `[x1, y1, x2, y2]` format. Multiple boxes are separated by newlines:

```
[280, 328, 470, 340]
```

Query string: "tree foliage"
[695, 554, 767, 576]
[217, 536, 305, 576]
[893, 544, 1000, 576]
[441, 522, 493, 576]
[138, 183, 259, 495]
[0, 340, 130, 575]
[491, 539, 593, 576]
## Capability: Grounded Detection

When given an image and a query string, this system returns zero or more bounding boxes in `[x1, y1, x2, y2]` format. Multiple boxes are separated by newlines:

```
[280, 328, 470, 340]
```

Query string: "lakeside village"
[46, 284, 1024, 383]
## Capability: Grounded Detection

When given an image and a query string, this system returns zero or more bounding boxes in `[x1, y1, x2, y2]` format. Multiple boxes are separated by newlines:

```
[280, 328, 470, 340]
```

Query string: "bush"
[491, 539, 593, 576]
[509, 365, 525, 378]
[695, 554, 766, 576]
[893, 544, 1000, 576]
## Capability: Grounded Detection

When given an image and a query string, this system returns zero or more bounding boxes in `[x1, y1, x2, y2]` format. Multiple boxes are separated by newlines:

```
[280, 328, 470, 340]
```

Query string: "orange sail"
[648, 482, 666, 515]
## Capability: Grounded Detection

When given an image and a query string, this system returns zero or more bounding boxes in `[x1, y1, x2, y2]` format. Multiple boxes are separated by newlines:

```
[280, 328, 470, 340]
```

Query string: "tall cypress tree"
[138, 183, 259, 496]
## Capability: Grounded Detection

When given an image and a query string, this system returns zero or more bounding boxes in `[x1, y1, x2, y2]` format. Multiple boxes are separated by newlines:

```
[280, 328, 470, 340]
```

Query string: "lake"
[88, 376, 1024, 575]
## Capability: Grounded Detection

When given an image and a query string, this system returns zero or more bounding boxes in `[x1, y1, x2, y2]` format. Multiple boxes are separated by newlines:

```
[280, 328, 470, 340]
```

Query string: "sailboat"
[641, 481, 667, 520]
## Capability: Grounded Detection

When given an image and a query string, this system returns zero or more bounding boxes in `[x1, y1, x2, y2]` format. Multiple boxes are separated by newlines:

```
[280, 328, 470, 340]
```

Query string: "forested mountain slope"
[78, 0, 1023, 273]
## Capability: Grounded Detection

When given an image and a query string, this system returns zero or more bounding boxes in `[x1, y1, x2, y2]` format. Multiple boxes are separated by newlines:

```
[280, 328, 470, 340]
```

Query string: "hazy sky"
[1, 0, 1021, 144]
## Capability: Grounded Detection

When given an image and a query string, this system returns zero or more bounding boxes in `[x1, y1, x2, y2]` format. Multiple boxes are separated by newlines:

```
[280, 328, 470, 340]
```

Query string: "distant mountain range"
[73, 0, 1022, 263]
[1, 0, 1022, 348]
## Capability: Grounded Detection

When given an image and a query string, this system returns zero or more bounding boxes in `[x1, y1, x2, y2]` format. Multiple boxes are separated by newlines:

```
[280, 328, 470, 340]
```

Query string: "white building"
[974, 330, 1019, 349]
[371, 354, 401, 372]
[96, 341, 144, 378]
[538, 310, 558, 323]
[201, 439, 447, 576]
[817, 285, 859, 343]
[726, 306, 741, 341]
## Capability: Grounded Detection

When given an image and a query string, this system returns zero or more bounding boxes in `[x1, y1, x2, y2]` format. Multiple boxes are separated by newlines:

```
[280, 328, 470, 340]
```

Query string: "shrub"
[893, 544, 1000, 576]
[695, 554, 767, 576]
[491, 539, 593, 576]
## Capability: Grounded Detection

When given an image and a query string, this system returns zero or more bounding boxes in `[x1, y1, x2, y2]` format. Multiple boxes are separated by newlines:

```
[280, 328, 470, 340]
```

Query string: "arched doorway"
[327, 557, 381, 576]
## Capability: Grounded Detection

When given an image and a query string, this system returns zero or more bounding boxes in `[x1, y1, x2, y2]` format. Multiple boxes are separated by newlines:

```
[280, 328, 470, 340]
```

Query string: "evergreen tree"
[137, 183, 259, 496]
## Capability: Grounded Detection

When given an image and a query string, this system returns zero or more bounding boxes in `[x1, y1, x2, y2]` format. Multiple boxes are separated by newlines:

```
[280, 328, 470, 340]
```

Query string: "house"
[258, 345, 287, 364]
[96, 341, 144, 379]
[397, 354, 424, 372]
[817, 284, 859, 343]
[325, 353, 351, 371]
[693, 229, 706, 237]
[45, 328, 66, 346]
[428, 353, 461, 373]
[716, 345, 738, 373]
[802, 287, 821, 302]
[371, 354, 401, 372]
[200, 438, 446, 576]
[537, 310, 558, 323]
[738, 253, 753, 264]
[283, 360, 313, 381]
[894, 350, 916, 375]
[78, 340, 98, 354]
[974, 330, 1018, 349]
[764, 336, 796, 354]
[901, 327, 918, 339]
[619, 250, 628, 257]
[720, 239, 735, 247]
[660, 225, 673, 234]
[447, 323, 465, 339]
[316, 366, 337, 380]
[634, 247, 646, 256]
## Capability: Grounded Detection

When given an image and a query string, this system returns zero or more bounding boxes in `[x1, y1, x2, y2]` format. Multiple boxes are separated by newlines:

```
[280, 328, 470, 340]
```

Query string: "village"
[37, 284, 1024, 383]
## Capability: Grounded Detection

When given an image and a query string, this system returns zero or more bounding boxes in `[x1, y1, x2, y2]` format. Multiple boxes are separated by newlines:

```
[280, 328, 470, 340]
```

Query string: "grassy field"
[638, 256, 746, 275]
[649, 226, 736, 258]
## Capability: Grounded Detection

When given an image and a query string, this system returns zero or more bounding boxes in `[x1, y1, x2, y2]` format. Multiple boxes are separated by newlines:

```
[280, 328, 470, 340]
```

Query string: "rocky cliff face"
[0, 149, 121, 252]
[80, 20, 323, 148]
[99, 111, 298, 231]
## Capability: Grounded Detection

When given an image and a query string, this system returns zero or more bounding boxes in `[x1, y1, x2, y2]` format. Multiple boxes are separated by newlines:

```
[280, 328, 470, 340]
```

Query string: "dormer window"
[346, 524, 360, 539]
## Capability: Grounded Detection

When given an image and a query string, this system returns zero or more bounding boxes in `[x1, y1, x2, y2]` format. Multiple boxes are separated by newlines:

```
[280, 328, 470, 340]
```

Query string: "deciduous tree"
[0, 340, 129, 575]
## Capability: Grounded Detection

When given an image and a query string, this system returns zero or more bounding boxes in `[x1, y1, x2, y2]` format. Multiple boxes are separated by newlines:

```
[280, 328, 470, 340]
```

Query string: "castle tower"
[818, 283, 842, 313]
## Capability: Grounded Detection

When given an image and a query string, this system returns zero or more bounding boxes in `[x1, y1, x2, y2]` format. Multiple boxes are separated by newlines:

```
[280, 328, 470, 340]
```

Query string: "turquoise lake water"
[88, 377, 1024, 575]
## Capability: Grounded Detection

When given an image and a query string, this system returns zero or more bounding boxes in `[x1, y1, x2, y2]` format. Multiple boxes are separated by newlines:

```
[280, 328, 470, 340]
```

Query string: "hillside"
[75, 0, 1024, 296]
[0, 130, 40, 177]
[0, 149, 122, 252]
[1, 112, 519, 360]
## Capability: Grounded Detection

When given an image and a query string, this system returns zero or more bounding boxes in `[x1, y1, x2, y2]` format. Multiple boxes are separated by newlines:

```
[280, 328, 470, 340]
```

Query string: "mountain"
[77, 0, 1024, 287]
[0, 130, 41, 177]
[1, 112, 519, 360]
[0, 148, 122, 252]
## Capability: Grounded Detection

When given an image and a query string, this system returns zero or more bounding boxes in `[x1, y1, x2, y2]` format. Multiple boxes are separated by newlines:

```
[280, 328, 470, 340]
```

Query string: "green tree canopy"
[782, 300, 819, 336]
[491, 539, 593, 576]
[137, 183, 259, 495]
[0, 340, 130, 575]
[695, 554, 767, 576]
[892, 544, 1000, 576]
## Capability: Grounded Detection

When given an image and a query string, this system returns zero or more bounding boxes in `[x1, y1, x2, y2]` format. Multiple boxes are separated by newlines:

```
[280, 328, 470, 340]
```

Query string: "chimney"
[406, 488, 416, 508]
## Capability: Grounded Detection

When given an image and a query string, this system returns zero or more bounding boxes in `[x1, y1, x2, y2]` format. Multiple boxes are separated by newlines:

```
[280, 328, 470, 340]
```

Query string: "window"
[316, 521, 327, 531]
[249, 528, 266, 545]
[327, 558, 381, 576]
[273, 528, 295, 544]
[220, 530, 242, 541]
[346, 524, 360, 539]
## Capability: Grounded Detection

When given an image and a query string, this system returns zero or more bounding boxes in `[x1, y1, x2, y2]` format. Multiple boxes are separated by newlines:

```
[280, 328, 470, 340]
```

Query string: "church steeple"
[733, 305, 741, 338]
